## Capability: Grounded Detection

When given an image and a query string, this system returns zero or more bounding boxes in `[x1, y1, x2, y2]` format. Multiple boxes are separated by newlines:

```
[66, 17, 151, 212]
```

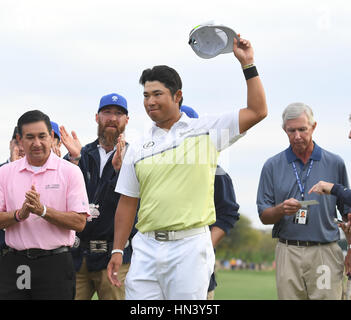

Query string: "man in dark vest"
[61, 93, 135, 300]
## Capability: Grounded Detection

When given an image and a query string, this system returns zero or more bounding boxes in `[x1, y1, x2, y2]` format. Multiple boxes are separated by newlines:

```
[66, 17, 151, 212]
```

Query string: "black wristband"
[243, 66, 259, 80]
[14, 210, 20, 222]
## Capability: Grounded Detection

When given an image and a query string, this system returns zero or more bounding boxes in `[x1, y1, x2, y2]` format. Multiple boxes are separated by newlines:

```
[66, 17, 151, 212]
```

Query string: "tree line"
[216, 214, 348, 265]
[216, 215, 277, 265]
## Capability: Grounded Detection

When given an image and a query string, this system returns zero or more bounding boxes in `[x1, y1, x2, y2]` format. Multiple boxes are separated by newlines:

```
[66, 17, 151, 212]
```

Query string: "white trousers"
[125, 229, 215, 300]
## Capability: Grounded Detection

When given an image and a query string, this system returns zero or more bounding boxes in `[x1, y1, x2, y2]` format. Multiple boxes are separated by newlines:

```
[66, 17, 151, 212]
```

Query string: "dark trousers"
[0, 251, 76, 300]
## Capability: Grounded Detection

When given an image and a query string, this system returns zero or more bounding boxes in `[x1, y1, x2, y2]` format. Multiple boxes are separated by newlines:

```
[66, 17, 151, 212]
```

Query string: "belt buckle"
[89, 240, 108, 253]
[155, 231, 169, 241]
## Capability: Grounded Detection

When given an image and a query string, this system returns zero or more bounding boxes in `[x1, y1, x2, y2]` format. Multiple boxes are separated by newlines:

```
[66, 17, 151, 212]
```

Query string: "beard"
[97, 120, 125, 147]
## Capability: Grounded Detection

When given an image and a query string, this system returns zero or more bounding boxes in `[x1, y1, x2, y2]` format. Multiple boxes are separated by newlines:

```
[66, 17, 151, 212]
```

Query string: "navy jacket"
[68, 140, 136, 272]
[332, 183, 351, 207]
[208, 166, 240, 291]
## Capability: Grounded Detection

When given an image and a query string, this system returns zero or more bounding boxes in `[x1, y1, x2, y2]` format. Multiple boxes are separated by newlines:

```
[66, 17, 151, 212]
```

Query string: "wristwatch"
[69, 154, 81, 161]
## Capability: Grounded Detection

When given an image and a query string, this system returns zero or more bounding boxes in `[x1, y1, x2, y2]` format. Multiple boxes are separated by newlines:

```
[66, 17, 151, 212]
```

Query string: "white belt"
[144, 226, 209, 241]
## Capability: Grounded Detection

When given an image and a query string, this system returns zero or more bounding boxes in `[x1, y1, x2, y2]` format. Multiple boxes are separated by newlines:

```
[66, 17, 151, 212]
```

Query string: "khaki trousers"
[207, 290, 214, 300]
[75, 258, 130, 300]
[275, 241, 344, 300]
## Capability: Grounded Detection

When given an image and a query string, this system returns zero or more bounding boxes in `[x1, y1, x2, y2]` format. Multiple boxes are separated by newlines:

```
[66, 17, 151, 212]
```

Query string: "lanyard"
[292, 159, 314, 200]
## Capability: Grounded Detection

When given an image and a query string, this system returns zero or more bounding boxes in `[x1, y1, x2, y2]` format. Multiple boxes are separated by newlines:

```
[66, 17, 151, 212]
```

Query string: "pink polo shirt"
[0, 152, 89, 250]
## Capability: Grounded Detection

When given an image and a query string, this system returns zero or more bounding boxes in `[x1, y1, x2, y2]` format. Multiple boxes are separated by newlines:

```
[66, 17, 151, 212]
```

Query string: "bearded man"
[60, 93, 135, 300]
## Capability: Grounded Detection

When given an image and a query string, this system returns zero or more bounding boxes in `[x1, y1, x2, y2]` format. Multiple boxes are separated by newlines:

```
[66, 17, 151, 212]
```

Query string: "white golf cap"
[188, 22, 239, 59]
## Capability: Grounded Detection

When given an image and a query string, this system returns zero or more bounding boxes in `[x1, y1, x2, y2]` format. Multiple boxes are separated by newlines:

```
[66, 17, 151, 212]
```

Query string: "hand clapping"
[111, 134, 126, 171]
[25, 185, 44, 216]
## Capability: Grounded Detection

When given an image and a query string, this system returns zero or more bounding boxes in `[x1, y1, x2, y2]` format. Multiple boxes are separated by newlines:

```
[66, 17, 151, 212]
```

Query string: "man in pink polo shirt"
[0, 110, 89, 300]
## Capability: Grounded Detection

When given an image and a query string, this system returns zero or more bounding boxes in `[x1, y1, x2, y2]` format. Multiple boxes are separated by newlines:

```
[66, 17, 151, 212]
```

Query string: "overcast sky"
[0, 0, 350, 229]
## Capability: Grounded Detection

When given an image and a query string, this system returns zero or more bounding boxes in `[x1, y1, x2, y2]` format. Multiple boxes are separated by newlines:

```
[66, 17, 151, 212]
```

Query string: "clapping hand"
[16, 199, 31, 221]
[111, 134, 126, 171]
[25, 185, 44, 216]
[59, 125, 82, 160]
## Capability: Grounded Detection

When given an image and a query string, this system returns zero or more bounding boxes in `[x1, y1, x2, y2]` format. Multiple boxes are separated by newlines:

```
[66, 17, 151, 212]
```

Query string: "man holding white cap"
[108, 36, 267, 299]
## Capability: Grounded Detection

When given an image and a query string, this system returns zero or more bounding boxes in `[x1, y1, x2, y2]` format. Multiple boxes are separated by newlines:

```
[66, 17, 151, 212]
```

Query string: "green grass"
[214, 269, 277, 300]
[91, 269, 277, 300]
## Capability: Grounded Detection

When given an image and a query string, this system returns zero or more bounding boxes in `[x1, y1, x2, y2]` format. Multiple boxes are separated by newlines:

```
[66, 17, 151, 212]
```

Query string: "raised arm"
[233, 36, 267, 134]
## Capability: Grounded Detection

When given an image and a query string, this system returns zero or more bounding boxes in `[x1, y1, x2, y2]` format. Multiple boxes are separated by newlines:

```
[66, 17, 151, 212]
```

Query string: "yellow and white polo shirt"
[115, 110, 245, 233]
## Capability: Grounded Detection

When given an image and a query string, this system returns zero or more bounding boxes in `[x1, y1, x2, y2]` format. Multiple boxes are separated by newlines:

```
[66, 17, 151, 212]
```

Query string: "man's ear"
[174, 90, 183, 105]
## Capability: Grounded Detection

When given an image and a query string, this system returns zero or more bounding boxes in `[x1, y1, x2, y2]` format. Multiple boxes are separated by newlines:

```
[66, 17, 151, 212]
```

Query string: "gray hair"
[282, 102, 316, 129]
